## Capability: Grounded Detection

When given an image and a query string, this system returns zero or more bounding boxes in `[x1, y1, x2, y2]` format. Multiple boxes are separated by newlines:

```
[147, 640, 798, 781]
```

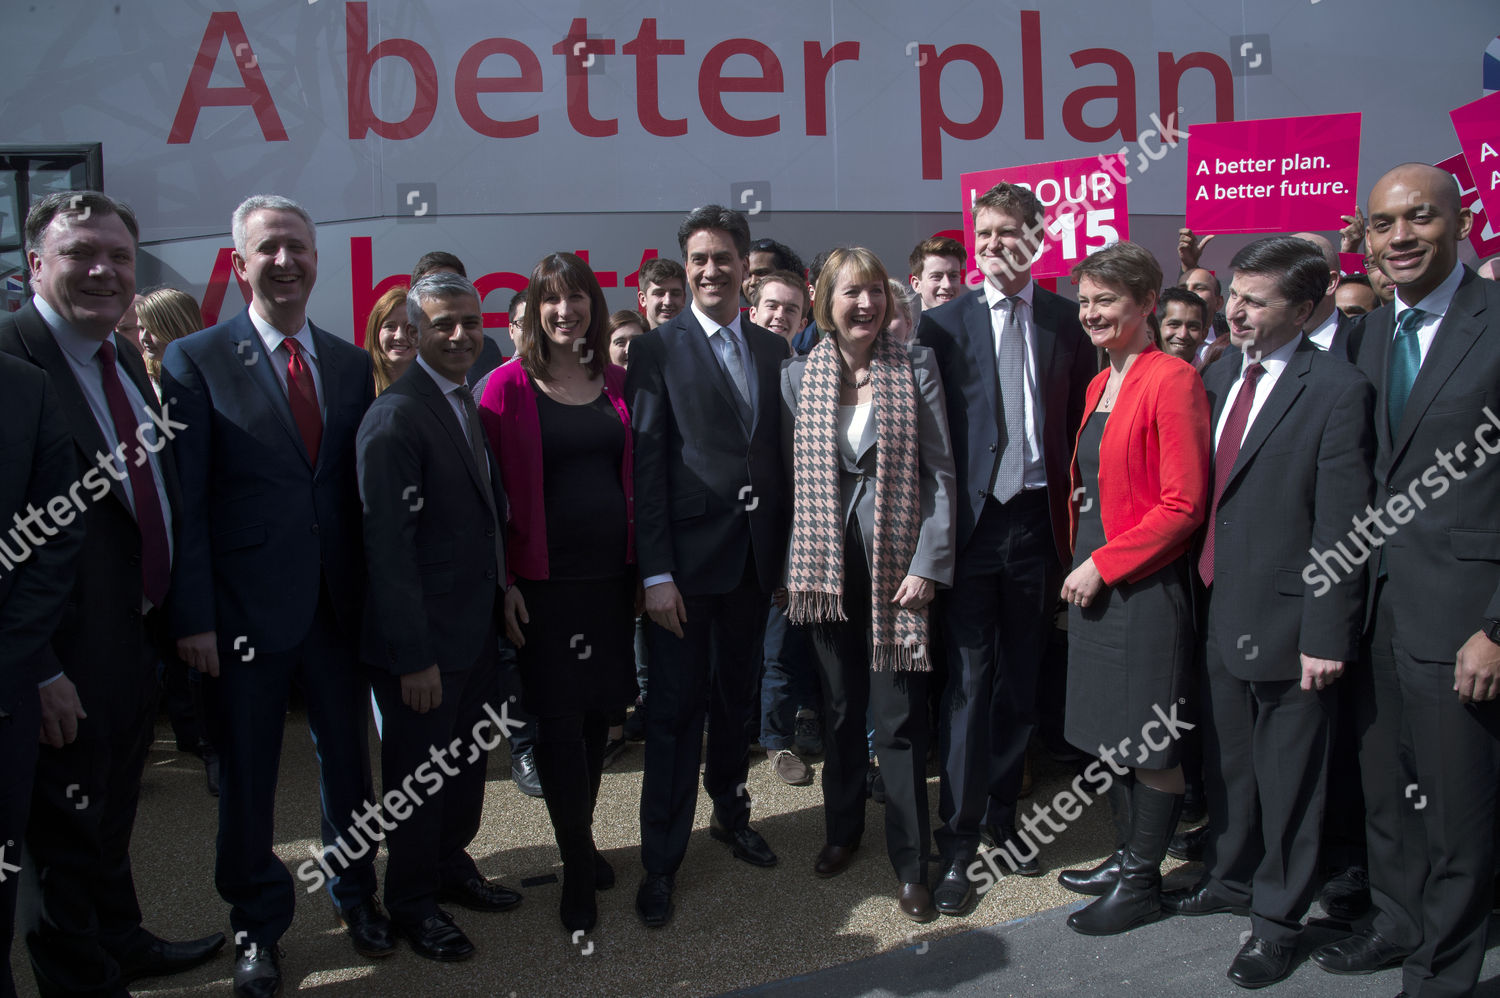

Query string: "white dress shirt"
[1305, 311, 1339, 351]
[246, 306, 325, 417]
[1393, 261, 1464, 367]
[1214, 334, 1303, 450]
[982, 280, 1046, 490]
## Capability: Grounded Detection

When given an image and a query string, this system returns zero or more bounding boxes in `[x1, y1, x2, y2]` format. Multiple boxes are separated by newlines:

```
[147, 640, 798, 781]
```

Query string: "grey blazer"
[780, 345, 957, 587]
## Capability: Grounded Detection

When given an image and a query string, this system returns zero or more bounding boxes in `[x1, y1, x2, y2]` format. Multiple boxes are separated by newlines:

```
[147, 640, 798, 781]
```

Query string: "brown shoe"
[769, 749, 813, 786]
[814, 843, 858, 878]
[898, 882, 937, 923]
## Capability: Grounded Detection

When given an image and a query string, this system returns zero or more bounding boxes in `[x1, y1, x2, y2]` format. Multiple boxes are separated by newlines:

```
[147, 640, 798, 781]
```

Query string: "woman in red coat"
[1055, 241, 1211, 936]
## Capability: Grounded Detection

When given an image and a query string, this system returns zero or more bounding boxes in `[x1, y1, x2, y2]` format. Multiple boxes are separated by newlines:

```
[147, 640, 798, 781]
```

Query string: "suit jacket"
[626, 308, 790, 596]
[1200, 341, 1375, 681]
[1070, 348, 1211, 586]
[779, 345, 958, 587]
[0, 352, 83, 713]
[916, 283, 1096, 562]
[1327, 310, 1366, 362]
[161, 310, 374, 655]
[1354, 267, 1500, 662]
[0, 303, 181, 730]
[357, 362, 507, 674]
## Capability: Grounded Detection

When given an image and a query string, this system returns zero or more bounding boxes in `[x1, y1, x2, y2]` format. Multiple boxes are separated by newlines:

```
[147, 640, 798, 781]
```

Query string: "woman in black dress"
[477, 252, 637, 933]
[1055, 241, 1211, 936]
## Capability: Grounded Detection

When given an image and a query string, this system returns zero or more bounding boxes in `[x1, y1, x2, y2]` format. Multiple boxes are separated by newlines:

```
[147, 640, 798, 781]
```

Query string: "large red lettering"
[1158, 51, 1234, 141]
[168, 12, 287, 144]
[349, 237, 408, 347]
[198, 247, 252, 327]
[803, 41, 860, 136]
[1021, 11, 1045, 140]
[346, 1, 438, 141]
[552, 18, 617, 138]
[623, 20, 686, 137]
[699, 40, 784, 138]
[474, 272, 529, 334]
[1062, 48, 1138, 143]
[917, 44, 1004, 181]
[455, 39, 543, 138]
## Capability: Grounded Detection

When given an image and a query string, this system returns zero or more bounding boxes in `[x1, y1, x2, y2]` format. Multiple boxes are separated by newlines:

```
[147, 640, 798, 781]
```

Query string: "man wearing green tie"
[1310, 163, 1500, 998]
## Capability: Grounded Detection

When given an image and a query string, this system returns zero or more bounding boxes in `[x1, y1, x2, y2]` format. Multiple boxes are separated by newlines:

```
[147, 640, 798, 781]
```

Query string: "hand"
[1454, 630, 1500, 703]
[1177, 228, 1215, 272]
[177, 631, 220, 678]
[1299, 654, 1345, 691]
[503, 586, 529, 647]
[1339, 210, 1366, 254]
[893, 575, 935, 610]
[401, 664, 443, 714]
[644, 580, 687, 639]
[771, 587, 788, 611]
[1060, 558, 1105, 609]
[38, 675, 86, 748]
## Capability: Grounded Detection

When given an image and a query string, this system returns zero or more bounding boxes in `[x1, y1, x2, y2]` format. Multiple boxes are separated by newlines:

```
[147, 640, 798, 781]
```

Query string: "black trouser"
[370, 645, 497, 926]
[1199, 626, 1333, 946]
[1356, 581, 1500, 998]
[639, 556, 768, 876]
[937, 491, 1057, 863]
[20, 640, 157, 998]
[533, 712, 608, 868]
[808, 524, 930, 884]
[1, 686, 39, 998]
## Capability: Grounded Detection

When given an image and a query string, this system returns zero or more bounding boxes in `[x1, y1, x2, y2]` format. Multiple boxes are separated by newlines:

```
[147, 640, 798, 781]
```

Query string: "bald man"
[1308, 163, 1500, 998]
[1290, 232, 1363, 360]
[1478, 256, 1499, 281]
[1179, 267, 1229, 362]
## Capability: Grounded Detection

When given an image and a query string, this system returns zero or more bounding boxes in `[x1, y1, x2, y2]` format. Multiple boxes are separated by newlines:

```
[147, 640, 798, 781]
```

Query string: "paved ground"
[11, 709, 1500, 997]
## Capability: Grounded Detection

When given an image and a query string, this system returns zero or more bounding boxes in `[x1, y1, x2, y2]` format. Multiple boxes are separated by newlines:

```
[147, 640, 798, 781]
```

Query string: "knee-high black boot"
[532, 738, 598, 932]
[581, 711, 614, 890]
[1067, 782, 1181, 935]
[1058, 773, 1134, 896]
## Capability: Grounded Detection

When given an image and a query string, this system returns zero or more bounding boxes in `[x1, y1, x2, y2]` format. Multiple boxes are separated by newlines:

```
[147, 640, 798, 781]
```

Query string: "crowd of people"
[0, 161, 1497, 998]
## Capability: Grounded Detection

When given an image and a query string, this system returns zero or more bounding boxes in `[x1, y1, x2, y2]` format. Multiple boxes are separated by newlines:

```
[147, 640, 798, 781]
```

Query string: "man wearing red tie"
[163, 195, 386, 998]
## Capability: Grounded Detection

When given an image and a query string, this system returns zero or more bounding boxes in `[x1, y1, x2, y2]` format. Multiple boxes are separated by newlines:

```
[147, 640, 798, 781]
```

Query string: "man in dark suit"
[1310, 164, 1500, 998]
[916, 182, 1095, 914]
[409, 251, 505, 388]
[0, 354, 84, 998]
[1291, 232, 1365, 361]
[162, 195, 388, 997]
[626, 204, 790, 927]
[1158, 237, 1375, 988]
[357, 272, 518, 961]
[0, 191, 223, 997]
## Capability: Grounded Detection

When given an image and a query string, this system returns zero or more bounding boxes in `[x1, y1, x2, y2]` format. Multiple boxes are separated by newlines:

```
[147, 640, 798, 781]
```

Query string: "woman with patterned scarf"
[779, 247, 957, 922]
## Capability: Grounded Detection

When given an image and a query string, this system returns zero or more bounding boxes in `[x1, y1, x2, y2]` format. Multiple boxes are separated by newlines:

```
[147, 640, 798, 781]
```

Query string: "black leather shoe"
[1162, 881, 1250, 916]
[396, 911, 474, 962]
[982, 825, 1041, 876]
[1319, 866, 1371, 921]
[1309, 930, 1411, 975]
[814, 843, 858, 879]
[898, 882, 937, 923]
[1180, 785, 1207, 824]
[934, 862, 977, 915]
[1167, 823, 1208, 861]
[118, 931, 226, 983]
[709, 817, 778, 867]
[511, 748, 544, 797]
[232, 942, 282, 998]
[203, 746, 221, 797]
[1227, 936, 1297, 989]
[635, 872, 674, 928]
[438, 875, 522, 912]
[594, 850, 615, 890]
[338, 897, 396, 957]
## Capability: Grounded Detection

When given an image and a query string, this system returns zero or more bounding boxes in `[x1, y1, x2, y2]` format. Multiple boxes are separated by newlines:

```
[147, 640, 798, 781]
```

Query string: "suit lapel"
[309, 324, 345, 477]
[1391, 271, 1487, 464]
[1363, 305, 1396, 463]
[410, 363, 496, 517]
[231, 313, 310, 467]
[960, 291, 1000, 433]
[1225, 345, 1310, 491]
[1203, 347, 1238, 431]
[678, 310, 750, 435]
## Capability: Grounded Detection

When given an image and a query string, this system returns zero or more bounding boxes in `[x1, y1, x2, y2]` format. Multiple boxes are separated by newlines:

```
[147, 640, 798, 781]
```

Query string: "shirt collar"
[1394, 260, 1464, 324]
[1306, 309, 1339, 340]
[983, 279, 1035, 312]
[246, 304, 315, 360]
[416, 353, 467, 397]
[692, 299, 743, 340]
[1240, 333, 1302, 380]
[33, 293, 115, 365]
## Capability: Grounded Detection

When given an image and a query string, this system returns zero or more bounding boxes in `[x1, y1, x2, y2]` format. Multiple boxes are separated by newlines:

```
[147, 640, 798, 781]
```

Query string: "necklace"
[839, 367, 871, 389]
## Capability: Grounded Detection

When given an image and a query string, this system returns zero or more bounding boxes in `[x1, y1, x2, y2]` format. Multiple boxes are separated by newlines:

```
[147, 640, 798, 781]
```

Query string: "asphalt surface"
[10, 709, 1500, 997]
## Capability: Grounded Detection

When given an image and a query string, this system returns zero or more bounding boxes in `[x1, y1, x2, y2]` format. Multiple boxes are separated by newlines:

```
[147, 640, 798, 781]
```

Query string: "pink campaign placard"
[1339, 252, 1367, 277]
[1449, 93, 1500, 228]
[1436, 154, 1500, 260]
[960, 155, 1129, 283]
[1185, 113, 1361, 234]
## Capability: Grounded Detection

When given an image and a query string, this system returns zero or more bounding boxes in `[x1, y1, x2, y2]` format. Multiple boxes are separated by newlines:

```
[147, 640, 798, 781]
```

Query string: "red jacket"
[477, 359, 635, 584]
[1069, 347, 1210, 586]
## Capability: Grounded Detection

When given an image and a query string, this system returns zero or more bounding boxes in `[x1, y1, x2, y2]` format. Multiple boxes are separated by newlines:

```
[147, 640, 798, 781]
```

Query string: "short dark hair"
[412, 250, 467, 283]
[807, 249, 841, 287]
[519, 252, 609, 383]
[1158, 286, 1209, 327]
[909, 236, 967, 276]
[677, 204, 751, 259]
[1071, 241, 1163, 307]
[747, 270, 810, 310]
[748, 238, 805, 278]
[638, 257, 686, 290]
[1228, 237, 1329, 310]
[507, 290, 527, 317]
[25, 191, 139, 254]
[974, 182, 1045, 232]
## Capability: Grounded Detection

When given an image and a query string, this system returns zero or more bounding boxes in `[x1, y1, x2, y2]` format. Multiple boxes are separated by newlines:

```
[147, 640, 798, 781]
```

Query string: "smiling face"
[830, 266, 887, 352]
[539, 283, 592, 356]
[377, 307, 417, 370]
[232, 208, 318, 329]
[1367, 165, 1471, 307]
[415, 292, 483, 384]
[637, 278, 684, 329]
[684, 228, 746, 324]
[1224, 271, 1311, 358]
[1178, 268, 1223, 315]
[1077, 275, 1155, 354]
[749, 278, 806, 342]
[912, 253, 964, 308]
[1158, 300, 1206, 362]
[609, 320, 643, 367]
[743, 250, 781, 300]
[1334, 281, 1380, 317]
[28, 210, 137, 339]
[974, 206, 1037, 295]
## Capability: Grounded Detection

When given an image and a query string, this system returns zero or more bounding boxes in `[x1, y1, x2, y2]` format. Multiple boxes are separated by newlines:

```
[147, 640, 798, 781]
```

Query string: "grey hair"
[406, 272, 481, 326]
[231, 195, 316, 255]
[887, 278, 919, 328]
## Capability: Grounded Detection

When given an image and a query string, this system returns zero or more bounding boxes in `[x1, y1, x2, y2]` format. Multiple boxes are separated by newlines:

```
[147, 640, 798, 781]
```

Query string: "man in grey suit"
[357, 272, 518, 962]
[1159, 237, 1375, 989]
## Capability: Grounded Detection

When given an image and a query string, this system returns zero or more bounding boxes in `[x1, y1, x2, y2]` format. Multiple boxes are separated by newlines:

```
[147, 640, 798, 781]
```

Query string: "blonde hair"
[136, 288, 203, 382]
